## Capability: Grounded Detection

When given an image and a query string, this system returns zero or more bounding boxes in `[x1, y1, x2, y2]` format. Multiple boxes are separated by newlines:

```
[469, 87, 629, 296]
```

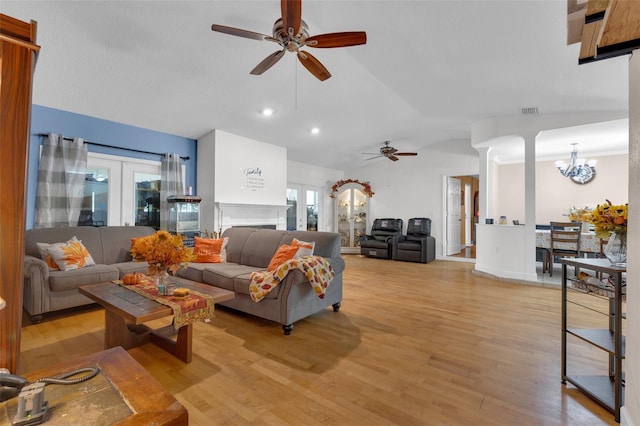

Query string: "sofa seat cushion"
[202, 263, 264, 291]
[361, 239, 391, 249]
[233, 273, 281, 299]
[48, 264, 119, 292]
[112, 261, 150, 277]
[176, 263, 213, 283]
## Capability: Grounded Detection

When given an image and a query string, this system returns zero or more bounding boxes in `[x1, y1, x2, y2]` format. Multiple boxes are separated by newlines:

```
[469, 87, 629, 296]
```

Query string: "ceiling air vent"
[521, 107, 539, 115]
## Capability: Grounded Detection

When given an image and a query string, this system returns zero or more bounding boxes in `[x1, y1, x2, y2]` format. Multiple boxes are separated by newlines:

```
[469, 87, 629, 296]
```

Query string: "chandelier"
[555, 143, 597, 185]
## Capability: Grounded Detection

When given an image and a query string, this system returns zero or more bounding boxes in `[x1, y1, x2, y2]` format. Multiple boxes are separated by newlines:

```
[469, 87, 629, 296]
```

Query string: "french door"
[286, 185, 322, 231]
[85, 153, 161, 227]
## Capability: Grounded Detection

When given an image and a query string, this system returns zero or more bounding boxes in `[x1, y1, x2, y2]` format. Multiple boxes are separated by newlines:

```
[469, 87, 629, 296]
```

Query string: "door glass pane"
[306, 190, 318, 231]
[80, 168, 109, 226]
[135, 172, 161, 229]
[286, 188, 298, 231]
[353, 188, 367, 246]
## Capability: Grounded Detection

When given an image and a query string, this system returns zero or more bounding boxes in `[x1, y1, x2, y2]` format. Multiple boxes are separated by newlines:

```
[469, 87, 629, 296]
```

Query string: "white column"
[622, 49, 640, 426]
[523, 132, 538, 282]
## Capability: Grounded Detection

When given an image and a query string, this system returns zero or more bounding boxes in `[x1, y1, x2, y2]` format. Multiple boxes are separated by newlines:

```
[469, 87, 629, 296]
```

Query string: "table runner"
[117, 279, 214, 329]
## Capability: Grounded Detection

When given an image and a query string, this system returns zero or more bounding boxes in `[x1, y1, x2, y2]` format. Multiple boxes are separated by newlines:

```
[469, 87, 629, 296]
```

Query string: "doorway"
[443, 174, 479, 259]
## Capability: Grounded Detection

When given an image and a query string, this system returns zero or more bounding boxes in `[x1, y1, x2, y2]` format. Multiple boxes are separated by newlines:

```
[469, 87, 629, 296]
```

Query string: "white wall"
[345, 139, 480, 258]
[493, 154, 629, 225]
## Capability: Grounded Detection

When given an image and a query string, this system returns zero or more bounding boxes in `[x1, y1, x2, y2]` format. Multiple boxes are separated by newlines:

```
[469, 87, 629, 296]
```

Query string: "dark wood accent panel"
[0, 13, 39, 374]
[574, 0, 640, 63]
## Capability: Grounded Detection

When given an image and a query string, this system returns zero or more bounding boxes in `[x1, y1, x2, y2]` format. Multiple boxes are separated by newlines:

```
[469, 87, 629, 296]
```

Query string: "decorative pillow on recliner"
[45, 237, 96, 271]
[267, 244, 299, 272]
[36, 242, 62, 270]
[193, 237, 229, 263]
[292, 238, 315, 257]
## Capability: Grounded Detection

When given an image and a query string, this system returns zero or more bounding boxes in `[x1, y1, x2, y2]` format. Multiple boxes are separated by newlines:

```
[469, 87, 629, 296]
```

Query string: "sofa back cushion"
[99, 226, 157, 264]
[26, 226, 104, 263]
[221, 228, 342, 269]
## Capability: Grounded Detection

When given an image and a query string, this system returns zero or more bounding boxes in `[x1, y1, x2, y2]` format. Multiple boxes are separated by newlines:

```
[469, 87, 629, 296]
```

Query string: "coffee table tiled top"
[0, 346, 188, 425]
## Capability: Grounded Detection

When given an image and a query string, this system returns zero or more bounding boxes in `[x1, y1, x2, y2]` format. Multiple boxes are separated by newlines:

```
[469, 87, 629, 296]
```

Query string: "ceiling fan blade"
[395, 152, 418, 156]
[250, 50, 286, 75]
[297, 50, 331, 81]
[306, 32, 367, 48]
[281, 0, 302, 37]
[388, 155, 399, 161]
[365, 155, 382, 161]
[211, 24, 270, 41]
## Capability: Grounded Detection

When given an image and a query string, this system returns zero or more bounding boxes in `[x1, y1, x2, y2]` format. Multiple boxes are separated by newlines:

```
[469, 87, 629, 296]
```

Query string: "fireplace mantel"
[215, 202, 290, 231]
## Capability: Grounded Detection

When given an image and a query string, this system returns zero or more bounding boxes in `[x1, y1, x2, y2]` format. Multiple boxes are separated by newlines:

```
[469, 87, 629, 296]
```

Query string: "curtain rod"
[36, 133, 189, 160]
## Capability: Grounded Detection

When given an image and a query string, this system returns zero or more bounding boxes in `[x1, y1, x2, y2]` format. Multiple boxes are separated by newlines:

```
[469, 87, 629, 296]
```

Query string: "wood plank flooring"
[18, 256, 618, 425]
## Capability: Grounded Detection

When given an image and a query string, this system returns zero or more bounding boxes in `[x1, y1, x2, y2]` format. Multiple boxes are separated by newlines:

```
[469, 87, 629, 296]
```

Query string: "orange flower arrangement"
[329, 179, 374, 198]
[588, 200, 628, 240]
[131, 230, 195, 274]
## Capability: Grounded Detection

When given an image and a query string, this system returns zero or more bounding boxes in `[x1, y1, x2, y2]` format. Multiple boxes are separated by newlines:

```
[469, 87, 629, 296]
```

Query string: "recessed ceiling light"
[262, 108, 273, 117]
[310, 127, 320, 135]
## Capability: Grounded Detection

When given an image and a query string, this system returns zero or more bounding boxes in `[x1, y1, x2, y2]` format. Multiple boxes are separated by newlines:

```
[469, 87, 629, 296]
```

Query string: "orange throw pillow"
[194, 237, 227, 263]
[267, 244, 299, 272]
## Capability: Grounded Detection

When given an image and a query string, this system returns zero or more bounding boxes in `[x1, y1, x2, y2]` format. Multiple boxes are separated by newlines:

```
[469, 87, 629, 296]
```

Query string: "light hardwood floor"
[18, 256, 619, 425]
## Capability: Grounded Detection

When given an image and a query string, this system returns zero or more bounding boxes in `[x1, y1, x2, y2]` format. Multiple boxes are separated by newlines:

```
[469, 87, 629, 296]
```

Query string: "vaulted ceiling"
[3, 1, 631, 171]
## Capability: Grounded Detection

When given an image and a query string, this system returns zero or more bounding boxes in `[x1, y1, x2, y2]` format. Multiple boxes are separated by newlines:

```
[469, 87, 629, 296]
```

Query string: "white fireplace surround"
[216, 202, 290, 231]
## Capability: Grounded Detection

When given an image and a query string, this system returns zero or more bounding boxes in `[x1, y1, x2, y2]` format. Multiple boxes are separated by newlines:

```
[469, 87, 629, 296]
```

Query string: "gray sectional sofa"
[24, 226, 345, 334]
[23, 226, 156, 323]
[176, 227, 345, 334]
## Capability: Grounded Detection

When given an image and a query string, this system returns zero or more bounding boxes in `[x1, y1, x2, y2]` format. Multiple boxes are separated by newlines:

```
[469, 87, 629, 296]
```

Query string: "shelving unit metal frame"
[561, 257, 626, 422]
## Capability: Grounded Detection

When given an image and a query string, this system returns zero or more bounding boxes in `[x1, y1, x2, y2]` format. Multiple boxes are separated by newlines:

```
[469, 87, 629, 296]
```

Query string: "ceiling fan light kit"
[211, 0, 366, 81]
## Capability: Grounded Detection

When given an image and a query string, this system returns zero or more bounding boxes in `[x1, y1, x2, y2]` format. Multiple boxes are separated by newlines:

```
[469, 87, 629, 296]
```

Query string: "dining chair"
[549, 221, 582, 277]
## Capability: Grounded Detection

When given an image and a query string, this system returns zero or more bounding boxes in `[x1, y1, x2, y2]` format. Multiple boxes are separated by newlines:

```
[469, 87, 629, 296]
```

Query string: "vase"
[603, 232, 627, 267]
[148, 266, 170, 289]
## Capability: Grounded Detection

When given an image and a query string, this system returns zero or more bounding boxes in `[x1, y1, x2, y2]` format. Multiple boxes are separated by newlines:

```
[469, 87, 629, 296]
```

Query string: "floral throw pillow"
[36, 241, 61, 270]
[45, 237, 96, 271]
[292, 238, 315, 258]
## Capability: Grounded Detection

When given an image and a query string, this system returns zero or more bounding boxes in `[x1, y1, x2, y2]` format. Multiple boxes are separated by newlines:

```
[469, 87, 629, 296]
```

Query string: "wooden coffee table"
[0, 347, 188, 425]
[80, 277, 234, 363]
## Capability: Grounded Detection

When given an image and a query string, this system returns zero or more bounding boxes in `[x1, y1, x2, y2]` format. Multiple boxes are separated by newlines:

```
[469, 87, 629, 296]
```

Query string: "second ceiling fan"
[211, 0, 367, 81]
[364, 141, 418, 162]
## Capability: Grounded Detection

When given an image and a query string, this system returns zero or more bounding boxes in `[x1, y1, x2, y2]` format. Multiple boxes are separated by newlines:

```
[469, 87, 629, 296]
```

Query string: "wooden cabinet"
[0, 14, 40, 373]
[561, 258, 626, 422]
[334, 183, 369, 253]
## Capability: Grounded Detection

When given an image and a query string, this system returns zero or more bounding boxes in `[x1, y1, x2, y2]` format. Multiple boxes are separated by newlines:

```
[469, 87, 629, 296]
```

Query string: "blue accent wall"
[27, 105, 197, 229]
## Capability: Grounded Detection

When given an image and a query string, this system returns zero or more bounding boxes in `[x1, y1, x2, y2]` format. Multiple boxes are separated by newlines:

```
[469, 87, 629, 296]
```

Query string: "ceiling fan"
[364, 141, 418, 162]
[211, 0, 366, 81]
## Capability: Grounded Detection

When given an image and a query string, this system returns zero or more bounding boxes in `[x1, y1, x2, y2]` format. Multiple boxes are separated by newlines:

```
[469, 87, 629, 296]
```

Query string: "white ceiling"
[4, 1, 630, 171]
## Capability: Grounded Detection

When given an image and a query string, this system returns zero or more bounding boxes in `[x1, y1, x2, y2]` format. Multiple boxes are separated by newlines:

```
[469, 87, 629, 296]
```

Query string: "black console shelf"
[561, 258, 626, 422]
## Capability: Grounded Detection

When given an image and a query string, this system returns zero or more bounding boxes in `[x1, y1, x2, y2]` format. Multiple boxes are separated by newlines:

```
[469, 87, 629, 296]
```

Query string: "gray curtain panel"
[35, 133, 88, 228]
[160, 153, 184, 231]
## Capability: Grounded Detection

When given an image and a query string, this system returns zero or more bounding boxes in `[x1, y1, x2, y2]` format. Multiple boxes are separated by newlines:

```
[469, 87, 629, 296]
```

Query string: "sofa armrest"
[25, 254, 49, 282]
[24, 255, 51, 317]
[327, 256, 346, 275]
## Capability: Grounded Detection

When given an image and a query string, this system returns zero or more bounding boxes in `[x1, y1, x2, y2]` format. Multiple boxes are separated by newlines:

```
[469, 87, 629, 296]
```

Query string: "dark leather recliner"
[395, 218, 436, 263]
[360, 218, 403, 259]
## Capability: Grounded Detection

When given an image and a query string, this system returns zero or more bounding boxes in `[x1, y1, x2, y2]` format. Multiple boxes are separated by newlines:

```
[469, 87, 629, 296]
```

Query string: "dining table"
[535, 229, 602, 254]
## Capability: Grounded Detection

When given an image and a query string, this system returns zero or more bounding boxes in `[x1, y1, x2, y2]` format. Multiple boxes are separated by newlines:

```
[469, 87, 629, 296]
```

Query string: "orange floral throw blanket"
[249, 256, 335, 303]
[118, 280, 214, 329]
